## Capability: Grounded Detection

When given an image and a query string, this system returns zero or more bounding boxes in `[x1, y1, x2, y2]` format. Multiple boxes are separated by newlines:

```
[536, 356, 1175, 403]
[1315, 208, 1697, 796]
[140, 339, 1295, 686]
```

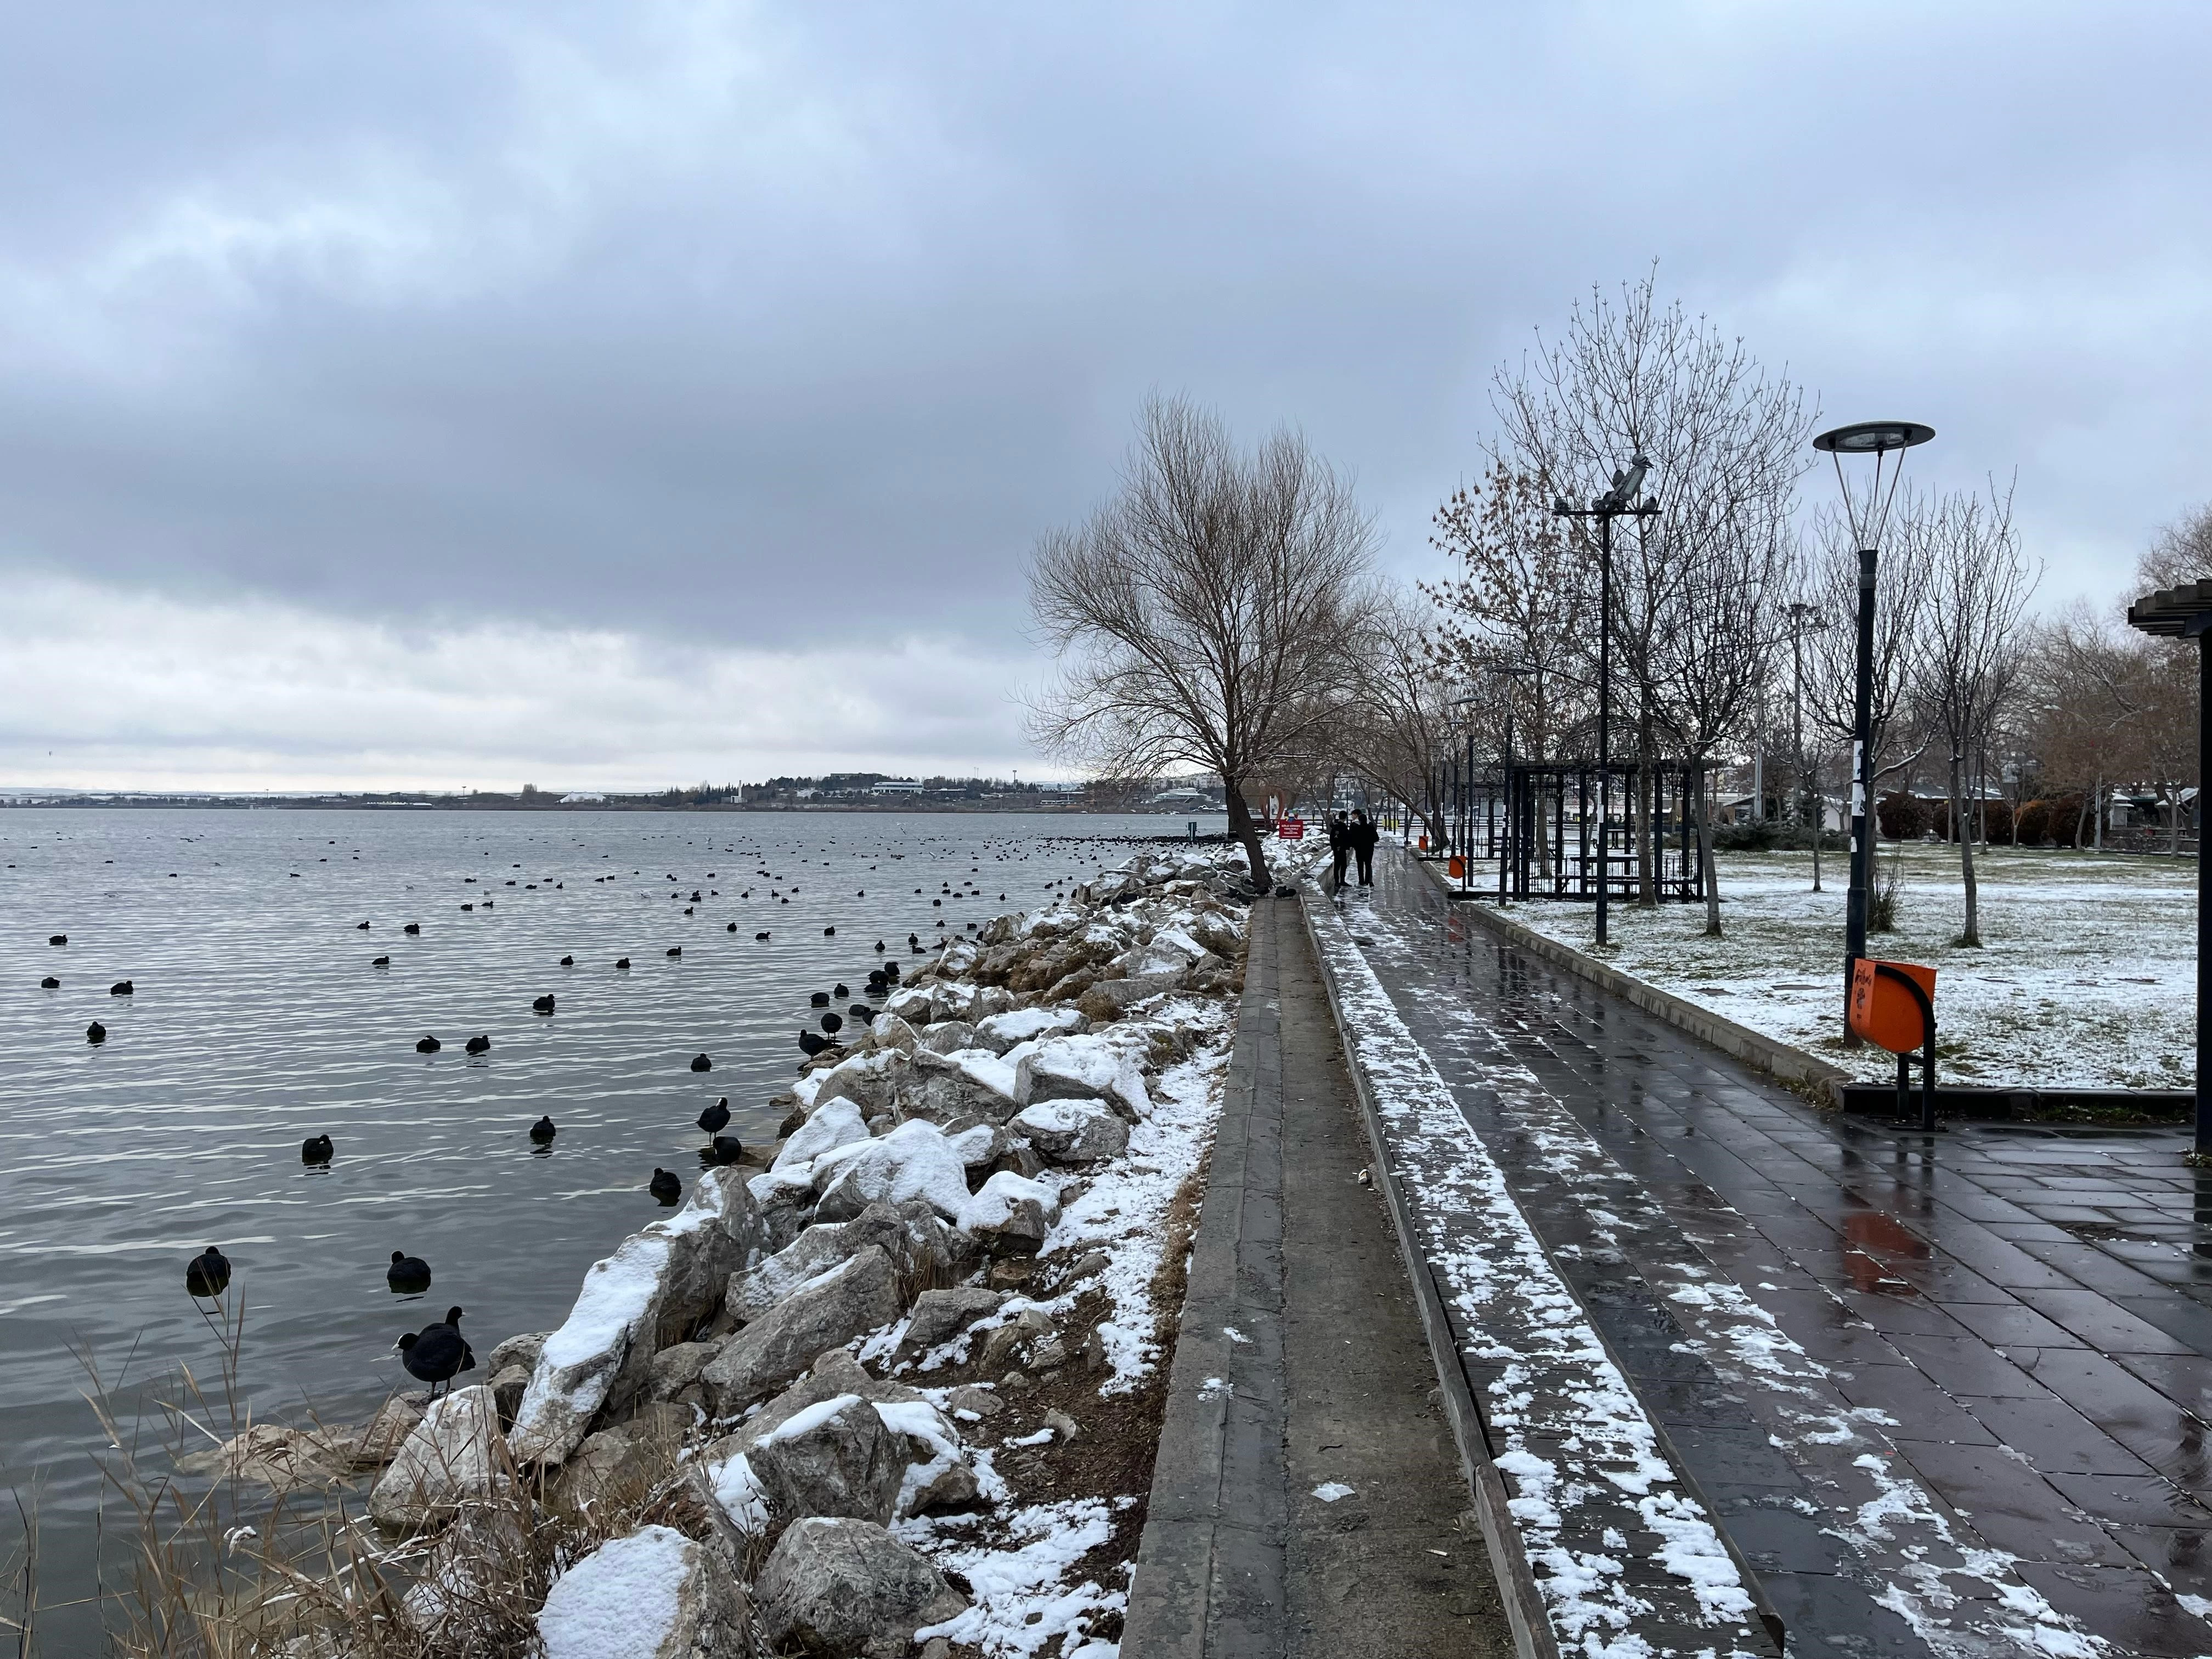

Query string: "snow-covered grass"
[1496, 844, 2196, 1088]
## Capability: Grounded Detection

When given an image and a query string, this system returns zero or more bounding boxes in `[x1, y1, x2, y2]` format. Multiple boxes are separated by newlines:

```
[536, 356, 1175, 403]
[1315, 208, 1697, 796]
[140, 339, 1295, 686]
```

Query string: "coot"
[398, 1307, 475, 1395]
[86, 1021, 107, 1044]
[301, 1134, 334, 1164]
[386, 1251, 431, 1294]
[689, 1053, 713, 1073]
[184, 1245, 230, 1299]
[529, 1115, 557, 1143]
[648, 1167, 681, 1204]
[697, 1097, 731, 1134]
[416, 1035, 442, 1053]
[465, 1034, 491, 1054]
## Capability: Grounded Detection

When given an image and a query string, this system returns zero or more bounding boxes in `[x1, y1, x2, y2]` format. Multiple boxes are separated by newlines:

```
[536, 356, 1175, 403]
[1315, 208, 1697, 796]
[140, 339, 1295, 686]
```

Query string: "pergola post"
[2126, 579, 2212, 1154]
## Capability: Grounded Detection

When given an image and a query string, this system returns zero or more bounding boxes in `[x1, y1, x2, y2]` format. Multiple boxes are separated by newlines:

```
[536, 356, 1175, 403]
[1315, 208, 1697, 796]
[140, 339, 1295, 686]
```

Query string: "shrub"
[1877, 793, 1933, 840]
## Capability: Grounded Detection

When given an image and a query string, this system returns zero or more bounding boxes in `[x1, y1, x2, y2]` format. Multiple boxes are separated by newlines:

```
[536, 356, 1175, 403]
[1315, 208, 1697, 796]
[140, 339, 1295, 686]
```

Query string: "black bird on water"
[648, 1168, 681, 1204]
[372, 955, 390, 967]
[666, 946, 682, 958]
[397, 1307, 475, 1396]
[874, 940, 885, 952]
[529, 1115, 557, 1143]
[387, 1251, 432, 1294]
[185, 1246, 230, 1298]
[560, 955, 574, 967]
[49, 934, 67, 946]
[754, 932, 770, 941]
[849, 1003, 876, 1023]
[708, 1135, 745, 1165]
[690, 1053, 713, 1073]
[698, 1097, 731, 1134]
[302, 1134, 334, 1164]
[532, 994, 555, 1014]
[823, 926, 836, 936]
[465, 1034, 492, 1054]
[403, 923, 421, 936]
[810, 990, 830, 1007]
[356, 921, 370, 930]
[110, 979, 134, 995]
[726, 922, 737, 932]
[416, 1035, 442, 1053]
[819, 1012, 843, 1035]
[86, 1021, 107, 1045]
[40, 976, 59, 989]
[615, 957, 631, 969]
[832, 983, 849, 998]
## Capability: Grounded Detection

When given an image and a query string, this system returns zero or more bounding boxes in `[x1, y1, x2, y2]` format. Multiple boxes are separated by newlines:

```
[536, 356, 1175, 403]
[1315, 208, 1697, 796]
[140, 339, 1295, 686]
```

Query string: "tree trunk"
[2094, 778, 2104, 850]
[1952, 751, 1982, 945]
[2074, 788, 2091, 850]
[1809, 749, 1824, 893]
[1636, 723, 1658, 909]
[2170, 785, 2184, 856]
[1224, 781, 1271, 887]
[1697, 766, 1723, 938]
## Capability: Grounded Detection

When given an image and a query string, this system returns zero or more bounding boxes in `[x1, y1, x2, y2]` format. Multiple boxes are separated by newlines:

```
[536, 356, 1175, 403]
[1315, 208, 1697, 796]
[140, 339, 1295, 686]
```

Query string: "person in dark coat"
[1351, 809, 1380, 886]
[1326, 811, 1352, 891]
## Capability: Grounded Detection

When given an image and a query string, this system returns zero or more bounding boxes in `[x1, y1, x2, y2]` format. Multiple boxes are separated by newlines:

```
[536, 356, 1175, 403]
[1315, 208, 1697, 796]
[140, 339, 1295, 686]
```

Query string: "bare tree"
[1337, 588, 1458, 847]
[1026, 396, 1380, 884]
[2141, 503, 2212, 590]
[1492, 268, 1813, 906]
[1906, 481, 2040, 945]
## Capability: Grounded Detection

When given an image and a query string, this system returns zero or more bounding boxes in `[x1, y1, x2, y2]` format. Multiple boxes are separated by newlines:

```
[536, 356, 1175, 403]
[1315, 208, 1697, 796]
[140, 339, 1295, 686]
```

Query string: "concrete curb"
[1295, 888, 1558, 1659]
[1121, 899, 1289, 1659]
[1406, 854, 1853, 1103]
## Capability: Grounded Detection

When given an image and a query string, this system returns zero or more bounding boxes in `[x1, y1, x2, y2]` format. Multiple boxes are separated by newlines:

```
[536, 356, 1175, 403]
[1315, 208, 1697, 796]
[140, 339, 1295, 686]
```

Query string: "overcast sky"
[3, 1, 2206, 791]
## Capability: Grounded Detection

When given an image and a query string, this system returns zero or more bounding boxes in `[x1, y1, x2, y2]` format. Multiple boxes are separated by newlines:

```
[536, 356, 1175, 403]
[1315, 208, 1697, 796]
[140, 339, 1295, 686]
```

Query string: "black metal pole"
[1598, 514, 1613, 947]
[1500, 696, 1513, 904]
[1846, 546, 1877, 1038]
[2199, 634, 2211, 1151]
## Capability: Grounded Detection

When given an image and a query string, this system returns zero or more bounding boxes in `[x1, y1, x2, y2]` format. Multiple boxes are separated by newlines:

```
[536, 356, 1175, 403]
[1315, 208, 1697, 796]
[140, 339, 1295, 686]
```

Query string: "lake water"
[0, 806, 1220, 1646]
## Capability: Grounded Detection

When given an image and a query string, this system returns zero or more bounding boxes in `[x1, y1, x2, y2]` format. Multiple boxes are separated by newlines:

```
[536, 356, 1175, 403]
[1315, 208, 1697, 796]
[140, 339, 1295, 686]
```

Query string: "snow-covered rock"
[963, 1171, 1060, 1255]
[754, 1518, 968, 1657]
[746, 1348, 924, 1441]
[869, 1013, 921, 1056]
[727, 1202, 964, 1322]
[509, 1169, 763, 1465]
[774, 1098, 871, 1172]
[972, 1006, 1086, 1053]
[1011, 1098, 1130, 1164]
[882, 985, 939, 1026]
[811, 1051, 911, 1120]
[701, 1247, 903, 1414]
[904, 1286, 1006, 1350]
[810, 1120, 974, 1223]
[1017, 1034, 1153, 1121]
[905, 1045, 1023, 1123]
[742, 1393, 905, 1526]
[537, 1523, 747, 1659]
[917, 1020, 976, 1055]
[368, 1385, 505, 1530]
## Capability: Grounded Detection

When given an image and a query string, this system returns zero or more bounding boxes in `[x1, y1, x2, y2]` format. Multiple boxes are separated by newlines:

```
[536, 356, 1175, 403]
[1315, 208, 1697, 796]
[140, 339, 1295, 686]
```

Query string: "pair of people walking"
[1327, 809, 1379, 891]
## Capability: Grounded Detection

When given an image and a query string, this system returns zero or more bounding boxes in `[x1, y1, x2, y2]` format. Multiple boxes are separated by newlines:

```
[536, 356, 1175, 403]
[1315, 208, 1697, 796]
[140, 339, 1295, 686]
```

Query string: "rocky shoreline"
[208, 846, 1258, 1658]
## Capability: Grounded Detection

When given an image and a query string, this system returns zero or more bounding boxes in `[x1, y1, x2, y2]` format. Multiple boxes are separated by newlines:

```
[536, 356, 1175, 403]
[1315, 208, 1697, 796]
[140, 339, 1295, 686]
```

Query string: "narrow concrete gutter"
[1404, 854, 1853, 1104]
[1294, 892, 1558, 1659]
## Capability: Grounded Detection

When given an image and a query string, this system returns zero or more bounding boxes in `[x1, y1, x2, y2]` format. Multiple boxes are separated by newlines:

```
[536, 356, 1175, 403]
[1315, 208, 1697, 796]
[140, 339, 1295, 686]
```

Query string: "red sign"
[1848, 958, 1937, 1054]
[1278, 817, 1305, 840]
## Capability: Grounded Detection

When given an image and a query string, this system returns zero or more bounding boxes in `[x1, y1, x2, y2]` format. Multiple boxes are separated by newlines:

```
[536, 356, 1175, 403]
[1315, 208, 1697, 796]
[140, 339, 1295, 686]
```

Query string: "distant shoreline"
[1, 797, 1229, 816]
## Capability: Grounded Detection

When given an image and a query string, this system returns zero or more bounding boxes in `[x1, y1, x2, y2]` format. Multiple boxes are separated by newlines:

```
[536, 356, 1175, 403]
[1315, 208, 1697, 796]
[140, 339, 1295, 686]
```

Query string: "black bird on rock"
[185, 1245, 230, 1298]
[110, 980, 133, 995]
[398, 1307, 475, 1396]
[386, 1251, 432, 1294]
[690, 1053, 713, 1073]
[530, 1115, 556, 1143]
[648, 1167, 681, 1204]
[698, 1097, 730, 1134]
[798, 1030, 828, 1057]
[708, 1135, 745, 1165]
[86, 1021, 107, 1045]
[416, 1035, 441, 1053]
[302, 1134, 334, 1164]
[465, 1034, 491, 1054]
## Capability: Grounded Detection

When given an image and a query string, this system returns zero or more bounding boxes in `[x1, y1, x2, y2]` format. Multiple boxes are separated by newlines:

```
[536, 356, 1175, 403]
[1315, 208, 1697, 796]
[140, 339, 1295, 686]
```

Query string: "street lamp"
[1812, 419, 1934, 1044]
[1555, 458, 1661, 946]
[2126, 579, 2212, 1152]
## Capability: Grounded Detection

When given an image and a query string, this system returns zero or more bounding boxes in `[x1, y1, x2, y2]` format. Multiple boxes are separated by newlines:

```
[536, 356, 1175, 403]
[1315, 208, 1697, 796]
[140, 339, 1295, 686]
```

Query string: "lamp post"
[1555, 460, 1661, 946]
[1812, 420, 1934, 1045]
[2126, 580, 2212, 1152]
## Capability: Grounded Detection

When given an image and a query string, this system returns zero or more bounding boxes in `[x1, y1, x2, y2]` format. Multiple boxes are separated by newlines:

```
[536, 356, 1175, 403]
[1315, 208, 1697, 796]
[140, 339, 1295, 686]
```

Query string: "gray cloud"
[2, 1, 2207, 781]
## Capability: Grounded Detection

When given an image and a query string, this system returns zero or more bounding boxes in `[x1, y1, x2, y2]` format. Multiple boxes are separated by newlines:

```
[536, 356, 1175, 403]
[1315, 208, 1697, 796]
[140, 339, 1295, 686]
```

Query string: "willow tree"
[1026, 396, 1379, 885]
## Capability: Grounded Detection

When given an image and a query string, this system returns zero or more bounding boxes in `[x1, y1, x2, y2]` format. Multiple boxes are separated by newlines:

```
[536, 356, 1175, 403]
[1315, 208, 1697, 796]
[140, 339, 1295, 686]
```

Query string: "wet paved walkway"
[1336, 847, 2212, 1658]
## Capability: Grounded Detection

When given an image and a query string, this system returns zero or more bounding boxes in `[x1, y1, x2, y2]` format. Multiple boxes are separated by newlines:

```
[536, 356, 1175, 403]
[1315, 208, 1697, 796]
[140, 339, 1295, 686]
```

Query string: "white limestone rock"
[972, 1006, 1086, 1054]
[754, 1518, 968, 1658]
[1011, 1098, 1130, 1164]
[699, 1247, 902, 1415]
[368, 1385, 505, 1530]
[536, 1523, 747, 1659]
[1017, 1034, 1153, 1121]
[811, 1120, 974, 1223]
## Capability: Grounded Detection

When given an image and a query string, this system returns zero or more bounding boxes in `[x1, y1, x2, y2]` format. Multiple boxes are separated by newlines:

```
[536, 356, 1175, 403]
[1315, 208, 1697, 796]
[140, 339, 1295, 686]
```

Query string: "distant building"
[560, 792, 605, 804]
[1033, 781, 1086, 795]
[870, 778, 923, 795]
